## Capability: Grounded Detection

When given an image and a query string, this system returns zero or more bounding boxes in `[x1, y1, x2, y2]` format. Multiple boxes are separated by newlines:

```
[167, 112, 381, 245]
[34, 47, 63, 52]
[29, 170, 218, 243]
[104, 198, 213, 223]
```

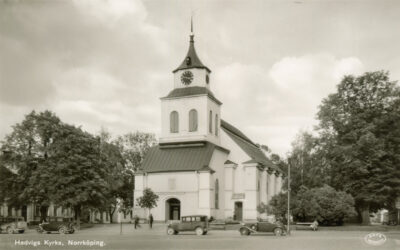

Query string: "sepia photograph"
[0, 0, 399, 249]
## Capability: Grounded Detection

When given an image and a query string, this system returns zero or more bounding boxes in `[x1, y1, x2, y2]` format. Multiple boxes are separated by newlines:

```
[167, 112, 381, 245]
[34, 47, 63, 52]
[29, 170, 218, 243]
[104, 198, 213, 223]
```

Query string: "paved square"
[1, 224, 400, 250]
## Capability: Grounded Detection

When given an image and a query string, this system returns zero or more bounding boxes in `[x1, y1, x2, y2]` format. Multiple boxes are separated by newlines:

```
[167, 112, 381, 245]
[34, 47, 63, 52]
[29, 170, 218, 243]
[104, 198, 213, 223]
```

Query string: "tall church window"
[215, 114, 219, 136]
[215, 179, 219, 209]
[189, 109, 198, 132]
[209, 110, 213, 133]
[170, 111, 179, 133]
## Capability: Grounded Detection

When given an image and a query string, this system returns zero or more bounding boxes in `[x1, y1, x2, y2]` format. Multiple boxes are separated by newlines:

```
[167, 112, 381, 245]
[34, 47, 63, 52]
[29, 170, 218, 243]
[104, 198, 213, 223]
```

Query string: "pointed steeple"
[173, 18, 211, 73]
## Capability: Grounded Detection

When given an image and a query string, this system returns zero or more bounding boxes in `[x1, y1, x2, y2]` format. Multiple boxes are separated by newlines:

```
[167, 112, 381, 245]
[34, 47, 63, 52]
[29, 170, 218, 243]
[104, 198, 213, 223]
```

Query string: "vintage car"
[36, 217, 75, 234]
[167, 215, 209, 236]
[0, 217, 27, 234]
[239, 220, 286, 236]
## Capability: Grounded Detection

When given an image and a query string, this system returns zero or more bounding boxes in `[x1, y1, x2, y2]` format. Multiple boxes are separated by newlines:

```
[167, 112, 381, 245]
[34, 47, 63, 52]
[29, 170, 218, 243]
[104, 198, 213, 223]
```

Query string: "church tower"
[159, 22, 222, 145]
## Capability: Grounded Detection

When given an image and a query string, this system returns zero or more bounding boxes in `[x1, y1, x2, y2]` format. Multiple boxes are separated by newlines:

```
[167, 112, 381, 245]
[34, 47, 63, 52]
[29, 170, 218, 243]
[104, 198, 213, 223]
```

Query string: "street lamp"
[287, 159, 291, 235]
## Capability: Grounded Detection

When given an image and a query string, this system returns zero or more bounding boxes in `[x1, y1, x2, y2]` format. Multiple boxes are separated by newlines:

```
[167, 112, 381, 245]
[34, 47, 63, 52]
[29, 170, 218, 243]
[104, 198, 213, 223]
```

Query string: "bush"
[266, 185, 356, 225]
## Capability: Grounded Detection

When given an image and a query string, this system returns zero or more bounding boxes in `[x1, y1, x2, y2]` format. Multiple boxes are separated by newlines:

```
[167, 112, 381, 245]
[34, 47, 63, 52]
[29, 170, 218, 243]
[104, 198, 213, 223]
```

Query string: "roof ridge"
[220, 120, 256, 146]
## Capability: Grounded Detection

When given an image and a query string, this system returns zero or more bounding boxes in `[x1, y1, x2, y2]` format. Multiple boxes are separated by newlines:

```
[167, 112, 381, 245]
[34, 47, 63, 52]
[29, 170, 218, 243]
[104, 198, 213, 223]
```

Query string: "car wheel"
[195, 227, 204, 236]
[59, 226, 67, 234]
[70, 229, 75, 234]
[167, 227, 175, 235]
[240, 228, 250, 236]
[274, 227, 283, 236]
[6, 227, 14, 234]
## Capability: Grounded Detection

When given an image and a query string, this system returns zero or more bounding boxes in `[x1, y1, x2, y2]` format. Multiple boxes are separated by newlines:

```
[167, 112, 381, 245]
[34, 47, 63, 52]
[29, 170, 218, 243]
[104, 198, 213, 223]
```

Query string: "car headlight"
[241, 222, 245, 226]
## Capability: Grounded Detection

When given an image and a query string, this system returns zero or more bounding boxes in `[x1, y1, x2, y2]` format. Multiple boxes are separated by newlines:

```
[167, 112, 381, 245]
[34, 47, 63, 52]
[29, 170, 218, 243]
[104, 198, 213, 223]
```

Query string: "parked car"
[0, 217, 27, 234]
[167, 215, 209, 236]
[239, 220, 286, 236]
[36, 217, 75, 234]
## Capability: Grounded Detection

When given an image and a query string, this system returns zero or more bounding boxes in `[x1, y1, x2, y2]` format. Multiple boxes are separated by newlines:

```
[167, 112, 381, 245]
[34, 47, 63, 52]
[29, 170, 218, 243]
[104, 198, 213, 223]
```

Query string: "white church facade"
[134, 29, 283, 222]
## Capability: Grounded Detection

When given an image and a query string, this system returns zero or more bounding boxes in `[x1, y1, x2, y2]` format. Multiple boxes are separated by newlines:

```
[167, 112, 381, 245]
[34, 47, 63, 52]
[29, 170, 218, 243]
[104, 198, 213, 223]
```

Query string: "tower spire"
[190, 15, 194, 42]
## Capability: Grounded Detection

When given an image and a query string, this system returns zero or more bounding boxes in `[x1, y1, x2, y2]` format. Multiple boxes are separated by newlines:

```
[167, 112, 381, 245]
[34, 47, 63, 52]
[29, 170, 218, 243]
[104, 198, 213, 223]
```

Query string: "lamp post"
[287, 160, 291, 235]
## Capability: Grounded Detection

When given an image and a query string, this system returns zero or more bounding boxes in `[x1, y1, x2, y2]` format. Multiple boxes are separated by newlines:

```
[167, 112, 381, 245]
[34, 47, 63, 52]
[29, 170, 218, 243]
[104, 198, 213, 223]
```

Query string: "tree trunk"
[109, 206, 115, 223]
[40, 206, 48, 222]
[74, 205, 81, 229]
[360, 203, 370, 225]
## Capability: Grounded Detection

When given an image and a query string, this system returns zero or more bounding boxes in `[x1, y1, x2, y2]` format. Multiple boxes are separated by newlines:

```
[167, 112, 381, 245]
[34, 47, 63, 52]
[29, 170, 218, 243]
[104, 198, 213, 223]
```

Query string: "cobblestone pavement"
[1, 223, 399, 250]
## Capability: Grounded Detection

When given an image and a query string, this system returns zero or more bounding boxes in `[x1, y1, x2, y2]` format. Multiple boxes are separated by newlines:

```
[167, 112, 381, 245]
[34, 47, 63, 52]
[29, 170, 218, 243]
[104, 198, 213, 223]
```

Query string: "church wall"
[206, 97, 221, 145]
[134, 172, 199, 221]
[220, 129, 260, 220]
[208, 148, 229, 219]
[160, 96, 211, 143]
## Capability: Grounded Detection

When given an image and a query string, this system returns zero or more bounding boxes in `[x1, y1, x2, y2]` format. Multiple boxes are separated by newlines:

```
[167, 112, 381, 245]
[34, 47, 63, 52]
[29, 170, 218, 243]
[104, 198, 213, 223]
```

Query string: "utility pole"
[287, 160, 291, 235]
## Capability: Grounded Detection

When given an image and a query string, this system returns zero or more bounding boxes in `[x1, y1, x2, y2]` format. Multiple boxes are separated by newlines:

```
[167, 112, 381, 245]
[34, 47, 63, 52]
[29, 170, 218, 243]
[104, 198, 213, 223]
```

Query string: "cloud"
[211, 54, 364, 155]
[72, 0, 147, 25]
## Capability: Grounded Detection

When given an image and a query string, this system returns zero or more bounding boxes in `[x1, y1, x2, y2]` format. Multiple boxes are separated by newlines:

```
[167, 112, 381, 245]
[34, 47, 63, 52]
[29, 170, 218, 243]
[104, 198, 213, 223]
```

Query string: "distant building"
[133, 28, 283, 221]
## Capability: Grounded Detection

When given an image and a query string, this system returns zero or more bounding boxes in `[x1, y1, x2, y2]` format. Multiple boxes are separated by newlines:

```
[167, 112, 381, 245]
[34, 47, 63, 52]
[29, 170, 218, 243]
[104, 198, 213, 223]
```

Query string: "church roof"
[161, 86, 222, 105]
[172, 34, 211, 73]
[221, 120, 279, 171]
[140, 141, 223, 173]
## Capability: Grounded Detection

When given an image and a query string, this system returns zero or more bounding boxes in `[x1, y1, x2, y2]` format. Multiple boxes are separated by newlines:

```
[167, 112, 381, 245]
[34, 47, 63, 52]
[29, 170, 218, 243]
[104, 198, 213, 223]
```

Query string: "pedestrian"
[149, 214, 153, 229]
[133, 215, 140, 229]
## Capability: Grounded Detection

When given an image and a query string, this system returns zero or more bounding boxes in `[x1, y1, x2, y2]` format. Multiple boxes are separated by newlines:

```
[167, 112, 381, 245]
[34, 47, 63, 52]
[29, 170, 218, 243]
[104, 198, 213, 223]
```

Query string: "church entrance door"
[234, 202, 243, 221]
[166, 198, 180, 221]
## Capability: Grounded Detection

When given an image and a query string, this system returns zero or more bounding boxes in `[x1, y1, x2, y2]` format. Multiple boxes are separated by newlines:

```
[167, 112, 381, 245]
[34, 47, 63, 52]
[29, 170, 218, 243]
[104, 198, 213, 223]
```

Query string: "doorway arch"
[165, 198, 180, 221]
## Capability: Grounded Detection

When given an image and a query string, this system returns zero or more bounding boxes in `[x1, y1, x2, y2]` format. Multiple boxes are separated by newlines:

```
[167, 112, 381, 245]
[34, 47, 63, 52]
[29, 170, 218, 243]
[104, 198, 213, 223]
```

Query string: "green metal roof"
[140, 142, 218, 173]
[221, 121, 278, 171]
[162, 86, 222, 105]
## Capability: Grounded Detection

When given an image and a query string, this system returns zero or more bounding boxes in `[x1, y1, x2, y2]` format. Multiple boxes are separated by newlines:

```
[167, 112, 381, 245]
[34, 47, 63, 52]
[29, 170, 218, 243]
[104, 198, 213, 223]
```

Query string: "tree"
[285, 131, 329, 194]
[97, 129, 127, 223]
[265, 185, 356, 225]
[136, 188, 159, 217]
[317, 71, 400, 224]
[47, 123, 109, 228]
[0, 110, 62, 221]
[115, 132, 157, 206]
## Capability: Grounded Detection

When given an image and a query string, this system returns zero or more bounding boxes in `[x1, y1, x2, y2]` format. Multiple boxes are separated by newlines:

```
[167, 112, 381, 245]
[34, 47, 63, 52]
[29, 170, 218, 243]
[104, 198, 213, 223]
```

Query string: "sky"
[1, 0, 400, 156]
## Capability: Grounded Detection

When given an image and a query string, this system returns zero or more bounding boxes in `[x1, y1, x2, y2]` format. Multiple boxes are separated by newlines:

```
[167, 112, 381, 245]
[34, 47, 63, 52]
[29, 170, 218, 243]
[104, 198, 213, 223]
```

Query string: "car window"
[195, 217, 201, 222]
[182, 217, 188, 222]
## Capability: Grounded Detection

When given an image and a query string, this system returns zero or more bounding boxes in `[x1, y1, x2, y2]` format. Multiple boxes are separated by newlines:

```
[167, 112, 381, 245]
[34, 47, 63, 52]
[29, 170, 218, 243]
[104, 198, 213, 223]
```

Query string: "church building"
[134, 27, 284, 222]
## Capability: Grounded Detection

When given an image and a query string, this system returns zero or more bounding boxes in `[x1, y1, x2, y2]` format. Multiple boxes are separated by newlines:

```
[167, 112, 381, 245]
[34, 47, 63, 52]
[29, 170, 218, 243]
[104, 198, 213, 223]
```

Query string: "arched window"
[215, 114, 219, 136]
[215, 179, 219, 209]
[188, 109, 198, 132]
[170, 111, 179, 133]
[209, 110, 213, 133]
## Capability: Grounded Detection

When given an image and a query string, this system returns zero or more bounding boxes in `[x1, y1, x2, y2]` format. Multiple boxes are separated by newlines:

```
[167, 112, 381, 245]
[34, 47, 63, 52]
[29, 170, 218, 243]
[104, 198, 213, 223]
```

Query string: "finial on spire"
[190, 14, 194, 42]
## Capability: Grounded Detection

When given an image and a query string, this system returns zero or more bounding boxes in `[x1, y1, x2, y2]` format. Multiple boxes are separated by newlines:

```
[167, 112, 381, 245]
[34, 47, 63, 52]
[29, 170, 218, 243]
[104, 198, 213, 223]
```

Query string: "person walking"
[133, 215, 140, 229]
[149, 214, 153, 229]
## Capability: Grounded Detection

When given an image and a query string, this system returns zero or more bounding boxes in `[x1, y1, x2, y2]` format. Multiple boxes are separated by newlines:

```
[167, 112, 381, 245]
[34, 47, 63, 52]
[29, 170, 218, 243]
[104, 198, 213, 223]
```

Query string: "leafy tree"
[97, 129, 128, 223]
[46, 123, 109, 228]
[115, 132, 156, 204]
[317, 71, 400, 224]
[286, 131, 329, 194]
[0, 110, 62, 220]
[136, 188, 159, 216]
[265, 185, 356, 225]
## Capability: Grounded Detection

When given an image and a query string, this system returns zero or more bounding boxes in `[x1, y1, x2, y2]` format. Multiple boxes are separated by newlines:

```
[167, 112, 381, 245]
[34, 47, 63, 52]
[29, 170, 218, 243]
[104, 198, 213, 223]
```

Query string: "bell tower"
[159, 20, 222, 145]
[172, 18, 211, 90]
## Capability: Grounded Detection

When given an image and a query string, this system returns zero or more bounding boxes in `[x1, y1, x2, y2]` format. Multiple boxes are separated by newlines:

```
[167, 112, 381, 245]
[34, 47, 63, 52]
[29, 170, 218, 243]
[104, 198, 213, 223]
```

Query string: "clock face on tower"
[181, 71, 194, 85]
